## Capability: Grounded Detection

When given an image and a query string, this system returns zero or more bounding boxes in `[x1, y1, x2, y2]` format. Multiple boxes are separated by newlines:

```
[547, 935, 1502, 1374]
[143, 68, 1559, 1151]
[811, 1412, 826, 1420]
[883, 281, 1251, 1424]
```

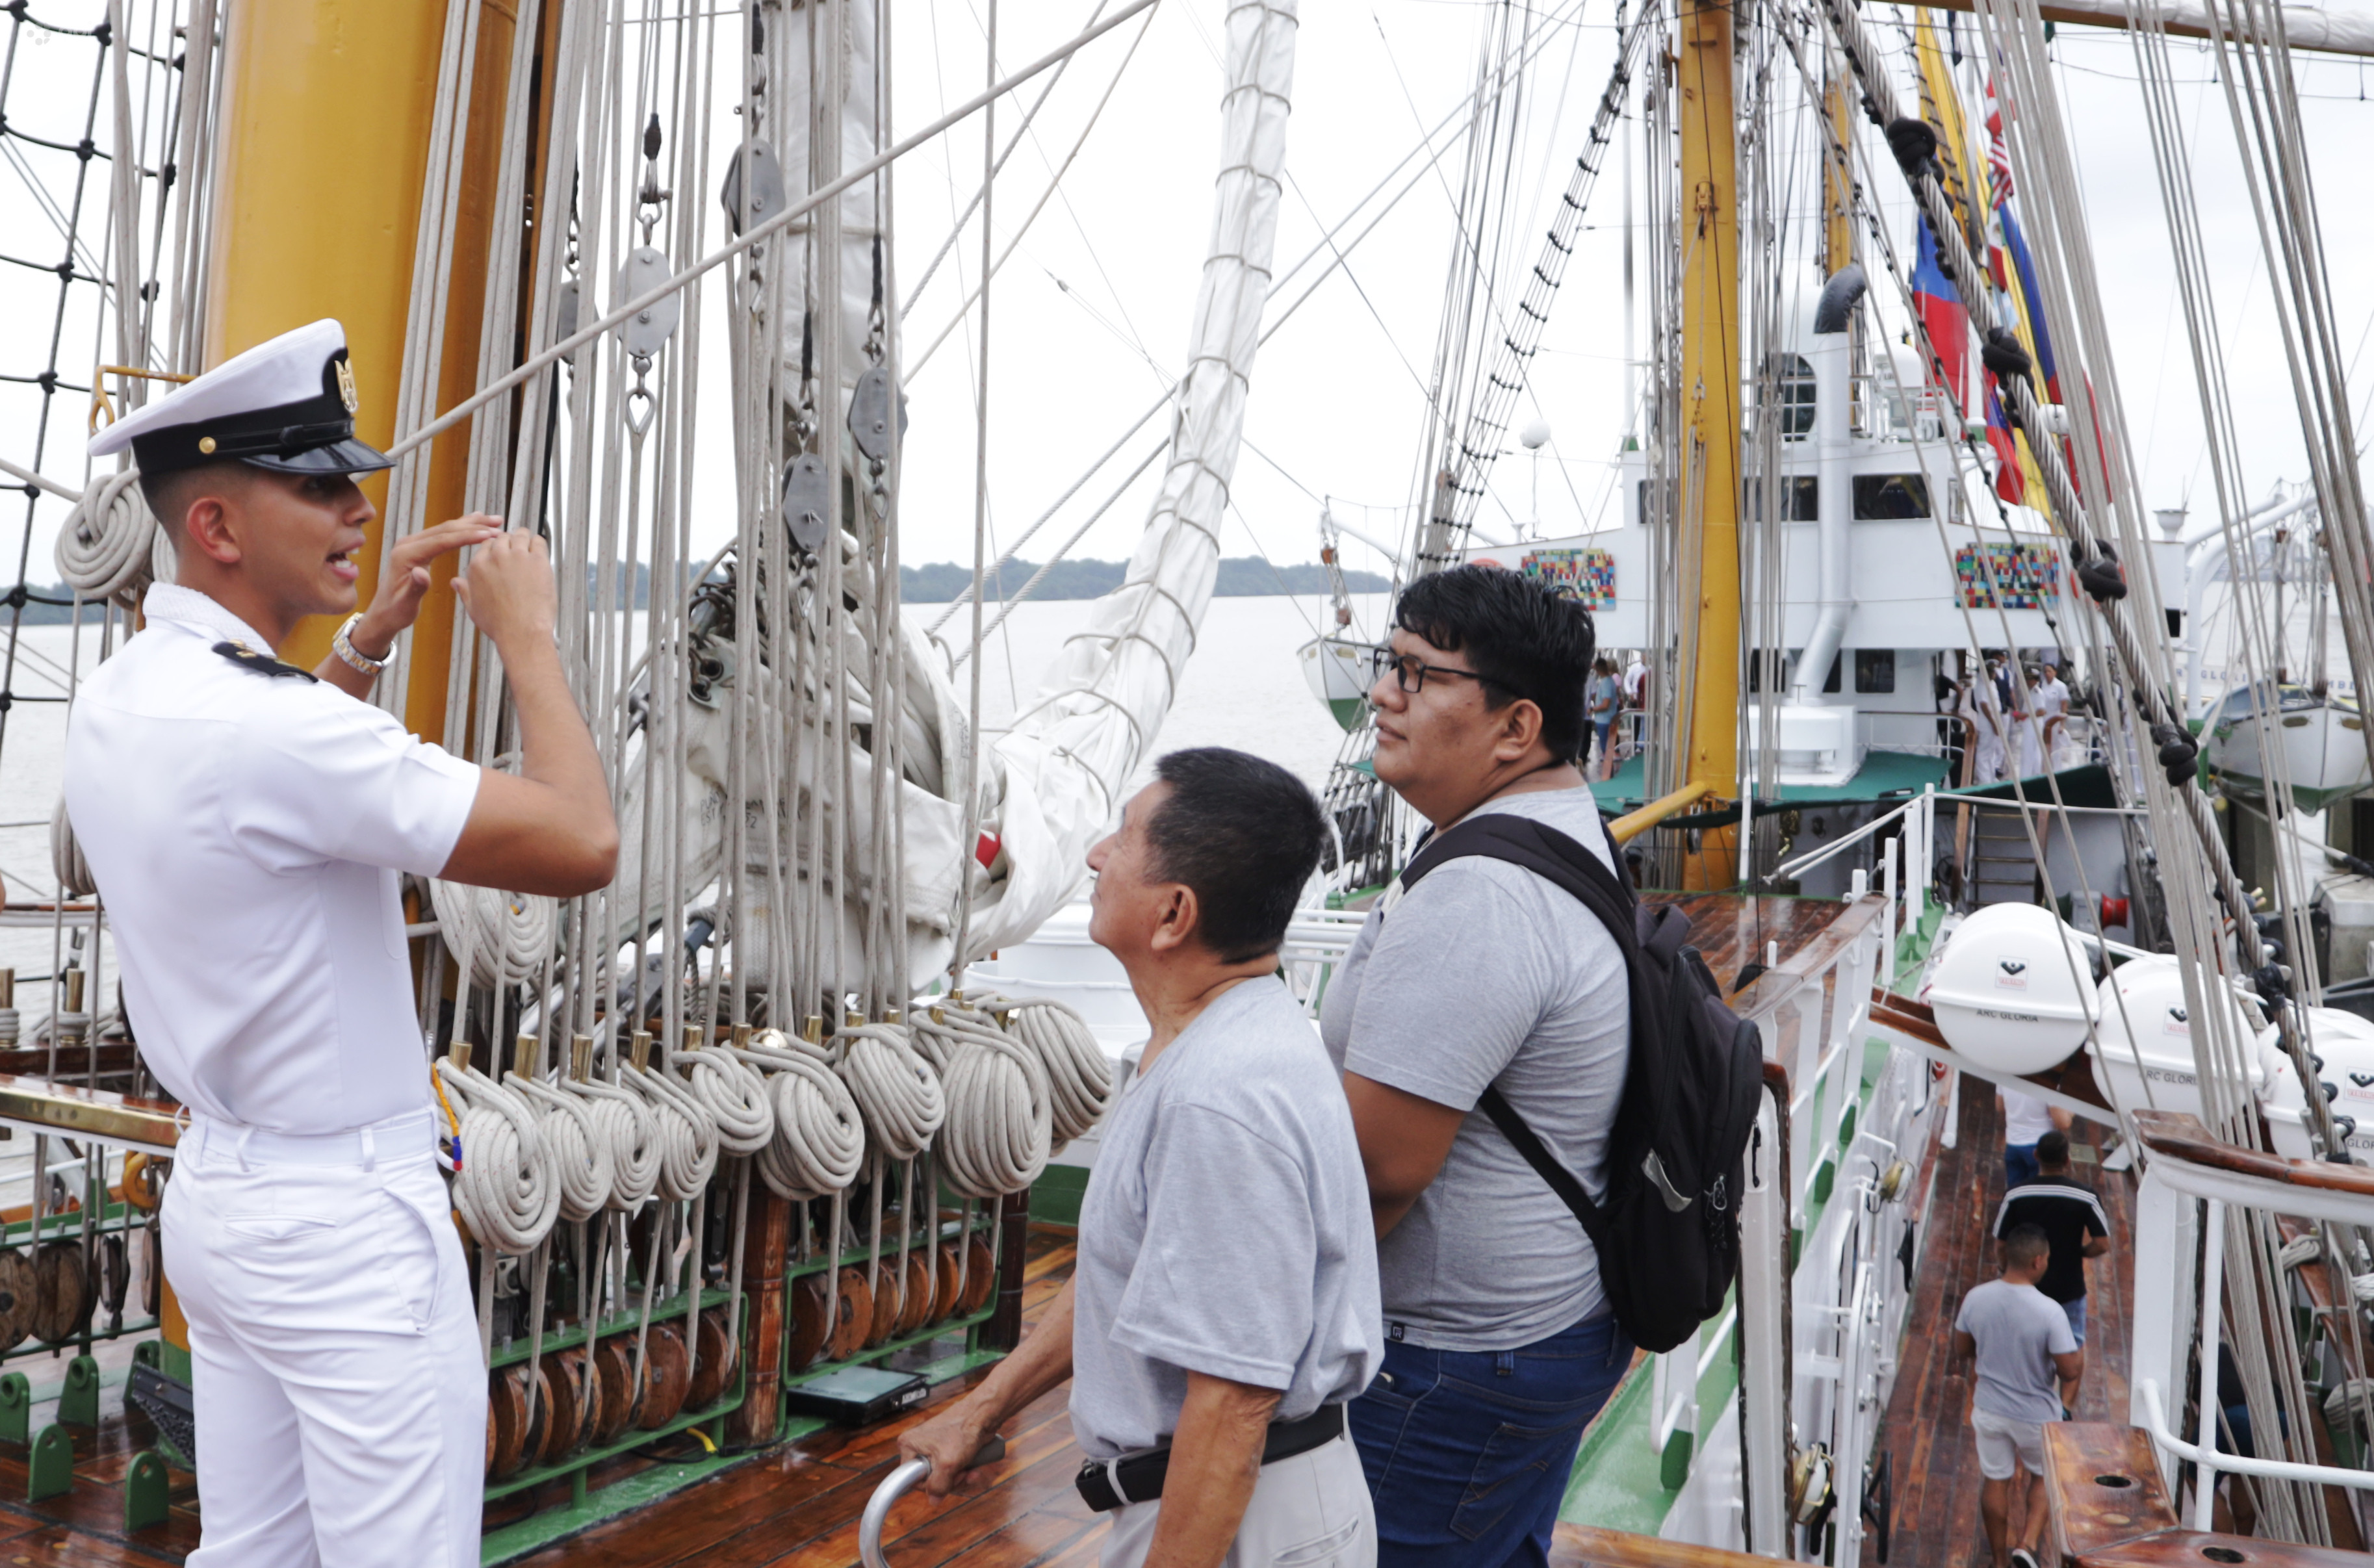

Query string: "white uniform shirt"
[62, 584, 482, 1134]
[2036, 677, 2069, 719]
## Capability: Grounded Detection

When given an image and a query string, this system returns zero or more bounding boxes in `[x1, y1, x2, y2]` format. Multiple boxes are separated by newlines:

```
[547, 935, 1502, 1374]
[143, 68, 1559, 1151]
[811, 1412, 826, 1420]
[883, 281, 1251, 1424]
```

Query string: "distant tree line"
[901, 556, 1389, 602]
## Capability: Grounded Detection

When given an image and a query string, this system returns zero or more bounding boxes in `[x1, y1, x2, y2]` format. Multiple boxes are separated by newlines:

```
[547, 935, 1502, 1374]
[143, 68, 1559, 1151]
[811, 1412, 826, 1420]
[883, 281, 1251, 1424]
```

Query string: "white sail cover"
[952, 0, 1302, 964]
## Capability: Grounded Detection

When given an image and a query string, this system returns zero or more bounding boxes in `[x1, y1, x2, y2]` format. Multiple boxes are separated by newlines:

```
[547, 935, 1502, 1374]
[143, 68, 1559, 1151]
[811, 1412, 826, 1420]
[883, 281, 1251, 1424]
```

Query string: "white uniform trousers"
[1099, 1434, 1375, 1568]
[164, 1111, 484, 1567]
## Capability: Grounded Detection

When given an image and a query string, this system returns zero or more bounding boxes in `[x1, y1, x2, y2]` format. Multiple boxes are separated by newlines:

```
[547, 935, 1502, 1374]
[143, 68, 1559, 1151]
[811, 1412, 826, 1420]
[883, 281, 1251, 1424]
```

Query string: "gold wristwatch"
[331, 613, 390, 677]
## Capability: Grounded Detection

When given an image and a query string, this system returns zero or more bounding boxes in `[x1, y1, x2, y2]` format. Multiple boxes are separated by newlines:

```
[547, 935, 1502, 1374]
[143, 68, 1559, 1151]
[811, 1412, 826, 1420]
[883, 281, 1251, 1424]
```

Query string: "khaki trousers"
[1100, 1434, 1376, 1568]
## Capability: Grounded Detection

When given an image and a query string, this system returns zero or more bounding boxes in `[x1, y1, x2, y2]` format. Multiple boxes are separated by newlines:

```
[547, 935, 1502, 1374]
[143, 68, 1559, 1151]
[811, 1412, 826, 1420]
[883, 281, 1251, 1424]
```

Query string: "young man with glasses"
[1325, 564, 1630, 1567]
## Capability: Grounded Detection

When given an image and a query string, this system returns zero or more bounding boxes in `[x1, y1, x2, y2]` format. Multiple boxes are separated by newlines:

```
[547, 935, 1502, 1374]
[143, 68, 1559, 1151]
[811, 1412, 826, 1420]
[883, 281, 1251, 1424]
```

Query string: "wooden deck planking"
[0, 897, 1888, 1565]
[1873, 1081, 2139, 1568]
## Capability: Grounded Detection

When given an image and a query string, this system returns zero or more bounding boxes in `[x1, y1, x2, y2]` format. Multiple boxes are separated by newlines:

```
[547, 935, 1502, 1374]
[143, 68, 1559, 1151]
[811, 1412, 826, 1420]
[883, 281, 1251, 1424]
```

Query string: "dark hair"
[1394, 565, 1597, 763]
[138, 459, 250, 537]
[2003, 1224, 2050, 1270]
[2035, 1129, 2070, 1168]
[1145, 747, 1326, 964]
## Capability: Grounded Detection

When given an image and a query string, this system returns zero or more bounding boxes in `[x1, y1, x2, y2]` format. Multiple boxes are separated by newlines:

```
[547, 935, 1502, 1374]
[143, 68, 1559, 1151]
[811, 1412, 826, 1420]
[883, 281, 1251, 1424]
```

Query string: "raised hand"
[350, 514, 501, 658]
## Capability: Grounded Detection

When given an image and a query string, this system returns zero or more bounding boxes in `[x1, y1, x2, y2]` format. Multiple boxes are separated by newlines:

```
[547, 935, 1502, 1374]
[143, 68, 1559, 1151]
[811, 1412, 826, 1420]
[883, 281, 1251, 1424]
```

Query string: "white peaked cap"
[88, 319, 391, 478]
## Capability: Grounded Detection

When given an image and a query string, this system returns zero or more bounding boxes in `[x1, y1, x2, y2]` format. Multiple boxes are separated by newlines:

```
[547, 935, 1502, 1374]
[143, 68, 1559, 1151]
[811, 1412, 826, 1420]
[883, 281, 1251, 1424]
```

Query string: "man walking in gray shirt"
[1954, 1225, 2083, 1568]
[903, 749, 1381, 1567]
[1321, 565, 1631, 1567]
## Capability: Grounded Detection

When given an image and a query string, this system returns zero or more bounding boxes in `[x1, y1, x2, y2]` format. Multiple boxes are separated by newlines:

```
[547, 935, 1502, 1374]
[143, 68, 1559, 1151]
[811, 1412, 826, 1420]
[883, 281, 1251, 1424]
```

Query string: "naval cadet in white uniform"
[60, 319, 618, 1567]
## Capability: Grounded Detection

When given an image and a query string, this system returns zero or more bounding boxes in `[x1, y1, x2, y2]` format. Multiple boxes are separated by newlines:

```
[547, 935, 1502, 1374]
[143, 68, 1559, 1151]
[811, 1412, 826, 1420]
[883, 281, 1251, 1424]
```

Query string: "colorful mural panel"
[1519, 547, 1616, 610]
[1954, 542, 2060, 610]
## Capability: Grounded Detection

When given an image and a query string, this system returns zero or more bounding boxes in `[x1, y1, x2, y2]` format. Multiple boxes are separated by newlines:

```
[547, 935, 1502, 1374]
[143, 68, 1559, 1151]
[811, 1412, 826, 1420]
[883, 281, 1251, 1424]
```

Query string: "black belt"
[1075, 1402, 1345, 1513]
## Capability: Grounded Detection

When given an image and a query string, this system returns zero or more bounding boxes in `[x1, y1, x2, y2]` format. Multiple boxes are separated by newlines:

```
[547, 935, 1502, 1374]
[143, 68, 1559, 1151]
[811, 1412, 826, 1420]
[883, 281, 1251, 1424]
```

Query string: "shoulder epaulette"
[212, 640, 318, 682]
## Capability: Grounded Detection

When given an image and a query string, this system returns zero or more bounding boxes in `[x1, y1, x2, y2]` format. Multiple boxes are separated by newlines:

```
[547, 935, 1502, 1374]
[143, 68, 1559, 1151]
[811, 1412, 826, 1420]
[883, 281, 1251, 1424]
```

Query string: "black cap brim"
[240, 437, 394, 478]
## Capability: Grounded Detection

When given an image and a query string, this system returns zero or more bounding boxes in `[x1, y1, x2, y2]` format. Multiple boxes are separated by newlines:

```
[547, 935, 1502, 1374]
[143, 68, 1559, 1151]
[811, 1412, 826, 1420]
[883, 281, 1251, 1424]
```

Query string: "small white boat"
[1298, 635, 1376, 733]
[2202, 681, 2372, 810]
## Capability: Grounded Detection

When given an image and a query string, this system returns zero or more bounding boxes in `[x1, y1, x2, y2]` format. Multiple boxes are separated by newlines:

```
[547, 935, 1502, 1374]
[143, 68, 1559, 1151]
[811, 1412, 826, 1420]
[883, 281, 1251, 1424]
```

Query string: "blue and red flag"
[1913, 214, 2024, 500]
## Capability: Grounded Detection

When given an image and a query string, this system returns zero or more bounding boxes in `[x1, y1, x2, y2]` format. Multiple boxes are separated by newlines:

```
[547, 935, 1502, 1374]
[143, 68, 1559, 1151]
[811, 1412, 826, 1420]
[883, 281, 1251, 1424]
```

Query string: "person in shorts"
[1994, 1129, 2110, 1349]
[1954, 1226, 2082, 1568]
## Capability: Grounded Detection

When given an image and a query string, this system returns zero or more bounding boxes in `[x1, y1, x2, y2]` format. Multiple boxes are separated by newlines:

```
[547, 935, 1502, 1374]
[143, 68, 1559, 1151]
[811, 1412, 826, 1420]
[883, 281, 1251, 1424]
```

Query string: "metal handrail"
[2137, 1378, 2374, 1493]
[1610, 781, 1718, 844]
[859, 1436, 1009, 1568]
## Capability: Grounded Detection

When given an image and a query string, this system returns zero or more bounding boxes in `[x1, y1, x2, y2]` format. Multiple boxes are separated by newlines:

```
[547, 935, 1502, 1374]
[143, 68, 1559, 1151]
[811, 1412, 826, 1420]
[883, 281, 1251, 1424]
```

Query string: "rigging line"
[948, 438, 1168, 667]
[1280, 170, 1434, 401]
[386, 0, 1161, 464]
[924, 84, 1534, 632]
[910, 0, 1116, 316]
[907, 1, 1157, 378]
[951, 0, 1001, 985]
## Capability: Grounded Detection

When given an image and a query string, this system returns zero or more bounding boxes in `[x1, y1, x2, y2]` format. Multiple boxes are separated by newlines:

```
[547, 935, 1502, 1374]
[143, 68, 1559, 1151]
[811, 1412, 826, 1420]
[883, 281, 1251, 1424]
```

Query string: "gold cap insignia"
[335, 357, 359, 415]
[198, 435, 216, 454]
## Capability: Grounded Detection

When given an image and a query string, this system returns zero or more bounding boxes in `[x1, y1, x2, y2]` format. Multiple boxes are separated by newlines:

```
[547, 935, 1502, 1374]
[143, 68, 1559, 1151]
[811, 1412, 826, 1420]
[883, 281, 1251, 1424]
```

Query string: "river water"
[0, 591, 1390, 1025]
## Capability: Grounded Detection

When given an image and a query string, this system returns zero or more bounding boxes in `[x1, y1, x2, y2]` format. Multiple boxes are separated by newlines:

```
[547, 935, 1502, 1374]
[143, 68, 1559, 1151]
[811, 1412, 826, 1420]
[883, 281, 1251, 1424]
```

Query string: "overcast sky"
[6, 0, 2374, 592]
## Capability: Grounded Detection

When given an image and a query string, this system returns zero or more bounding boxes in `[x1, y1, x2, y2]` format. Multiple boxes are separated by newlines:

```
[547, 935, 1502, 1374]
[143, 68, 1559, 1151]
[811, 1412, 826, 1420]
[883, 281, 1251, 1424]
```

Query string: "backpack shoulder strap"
[1391, 810, 1638, 1248]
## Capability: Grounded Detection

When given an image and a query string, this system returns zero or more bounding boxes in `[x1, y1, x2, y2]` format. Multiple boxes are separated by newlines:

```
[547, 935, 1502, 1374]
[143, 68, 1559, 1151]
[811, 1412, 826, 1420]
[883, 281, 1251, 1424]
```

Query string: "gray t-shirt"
[1955, 1278, 2077, 1422]
[1319, 785, 1629, 1350]
[1070, 976, 1381, 1461]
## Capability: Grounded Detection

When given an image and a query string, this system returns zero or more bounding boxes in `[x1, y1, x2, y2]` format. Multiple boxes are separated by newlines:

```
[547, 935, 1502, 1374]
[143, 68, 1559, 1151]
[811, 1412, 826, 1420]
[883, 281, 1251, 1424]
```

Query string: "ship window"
[1745, 477, 1818, 522]
[1853, 474, 1930, 519]
[1855, 649, 1896, 693]
[1774, 354, 1816, 439]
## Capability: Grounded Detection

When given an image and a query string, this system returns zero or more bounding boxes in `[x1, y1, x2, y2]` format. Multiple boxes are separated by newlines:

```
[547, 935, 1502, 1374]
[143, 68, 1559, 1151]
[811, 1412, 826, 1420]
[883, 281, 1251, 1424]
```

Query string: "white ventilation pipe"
[1795, 264, 1865, 705]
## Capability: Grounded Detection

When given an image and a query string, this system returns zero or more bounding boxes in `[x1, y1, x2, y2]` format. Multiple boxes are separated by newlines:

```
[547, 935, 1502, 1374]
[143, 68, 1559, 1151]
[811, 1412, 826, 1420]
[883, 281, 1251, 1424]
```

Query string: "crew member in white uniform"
[61, 320, 618, 1567]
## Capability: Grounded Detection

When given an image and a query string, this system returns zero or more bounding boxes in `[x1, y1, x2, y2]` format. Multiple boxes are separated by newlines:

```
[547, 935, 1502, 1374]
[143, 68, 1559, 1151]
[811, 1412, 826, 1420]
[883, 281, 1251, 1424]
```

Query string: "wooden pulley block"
[0, 1248, 33, 1354]
[865, 1263, 900, 1348]
[521, 1362, 556, 1472]
[957, 1237, 996, 1317]
[98, 1233, 128, 1324]
[549, 1346, 599, 1457]
[823, 1267, 871, 1364]
[636, 1321, 692, 1430]
[591, 1336, 638, 1445]
[893, 1250, 935, 1337]
[487, 1365, 534, 1480]
[141, 1222, 159, 1318]
[534, 1353, 585, 1469]
[788, 1274, 830, 1372]
[933, 1244, 961, 1325]
[686, 1307, 733, 1411]
[30, 1240, 88, 1344]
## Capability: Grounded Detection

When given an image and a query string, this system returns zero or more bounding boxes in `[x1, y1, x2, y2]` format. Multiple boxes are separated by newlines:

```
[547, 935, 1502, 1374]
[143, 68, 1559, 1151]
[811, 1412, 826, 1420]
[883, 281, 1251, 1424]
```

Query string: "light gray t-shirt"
[1955, 1278, 2077, 1422]
[1070, 976, 1381, 1461]
[1320, 785, 1629, 1351]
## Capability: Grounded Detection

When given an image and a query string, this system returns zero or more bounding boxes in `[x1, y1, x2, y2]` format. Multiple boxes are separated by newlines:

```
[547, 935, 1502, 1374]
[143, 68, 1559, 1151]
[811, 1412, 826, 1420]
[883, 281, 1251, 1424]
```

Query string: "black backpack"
[1395, 813, 1766, 1354]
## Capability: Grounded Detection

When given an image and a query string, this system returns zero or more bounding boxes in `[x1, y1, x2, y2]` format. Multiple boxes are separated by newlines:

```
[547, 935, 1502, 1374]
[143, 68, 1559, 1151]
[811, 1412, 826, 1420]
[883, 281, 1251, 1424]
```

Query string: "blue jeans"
[2062, 1294, 2087, 1346]
[1349, 1313, 1632, 1568]
[2005, 1142, 2039, 1192]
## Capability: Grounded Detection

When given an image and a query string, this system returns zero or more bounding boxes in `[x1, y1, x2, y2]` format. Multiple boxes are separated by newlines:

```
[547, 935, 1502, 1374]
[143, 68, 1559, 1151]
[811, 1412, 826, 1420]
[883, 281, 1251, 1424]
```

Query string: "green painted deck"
[1586, 750, 1952, 815]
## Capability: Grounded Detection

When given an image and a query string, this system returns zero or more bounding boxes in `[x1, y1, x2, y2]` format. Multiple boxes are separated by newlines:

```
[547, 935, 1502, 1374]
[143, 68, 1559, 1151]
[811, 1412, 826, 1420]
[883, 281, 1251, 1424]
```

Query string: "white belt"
[185, 1109, 434, 1171]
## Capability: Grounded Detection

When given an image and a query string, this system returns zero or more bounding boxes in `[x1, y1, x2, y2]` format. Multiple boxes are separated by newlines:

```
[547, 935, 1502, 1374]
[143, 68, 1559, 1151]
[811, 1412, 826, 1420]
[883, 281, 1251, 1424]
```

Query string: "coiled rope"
[918, 1004, 1052, 1199]
[836, 1023, 945, 1164]
[2278, 1233, 2323, 1270]
[679, 1046, 775, 1157]
[513, 1076, 614, 1224]
[623, 1062, 719, 1202]
[434, 1060, 561, 1253]
[49, 799, 94, 901]
[430, 879, 555, 988]
[54, 468, 156, 604]
[565, 1075, 662, 1210]
[737, 1031, 866, 1200]
[975, 994, 1113, 1145]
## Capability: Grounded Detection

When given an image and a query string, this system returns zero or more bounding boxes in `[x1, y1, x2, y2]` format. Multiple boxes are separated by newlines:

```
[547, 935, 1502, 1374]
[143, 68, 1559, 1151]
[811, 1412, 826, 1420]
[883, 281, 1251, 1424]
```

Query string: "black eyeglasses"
[1368, 647, 1508, 696]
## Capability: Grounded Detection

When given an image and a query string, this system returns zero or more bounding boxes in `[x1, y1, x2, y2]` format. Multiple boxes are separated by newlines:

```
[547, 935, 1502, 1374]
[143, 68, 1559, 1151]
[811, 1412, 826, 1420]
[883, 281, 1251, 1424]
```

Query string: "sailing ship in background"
[0, 0, 2373, 1562]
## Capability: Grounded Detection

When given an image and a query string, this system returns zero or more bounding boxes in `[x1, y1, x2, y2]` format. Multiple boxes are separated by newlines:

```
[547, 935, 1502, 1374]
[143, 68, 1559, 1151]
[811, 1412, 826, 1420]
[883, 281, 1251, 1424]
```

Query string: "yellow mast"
[1675, 0, 1742, 888]
[203, 0, 517, 732]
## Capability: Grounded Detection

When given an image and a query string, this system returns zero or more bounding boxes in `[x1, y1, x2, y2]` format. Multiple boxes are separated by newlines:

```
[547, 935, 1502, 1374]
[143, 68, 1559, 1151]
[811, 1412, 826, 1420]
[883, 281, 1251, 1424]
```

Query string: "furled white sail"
[953, 0, 1302, 965]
